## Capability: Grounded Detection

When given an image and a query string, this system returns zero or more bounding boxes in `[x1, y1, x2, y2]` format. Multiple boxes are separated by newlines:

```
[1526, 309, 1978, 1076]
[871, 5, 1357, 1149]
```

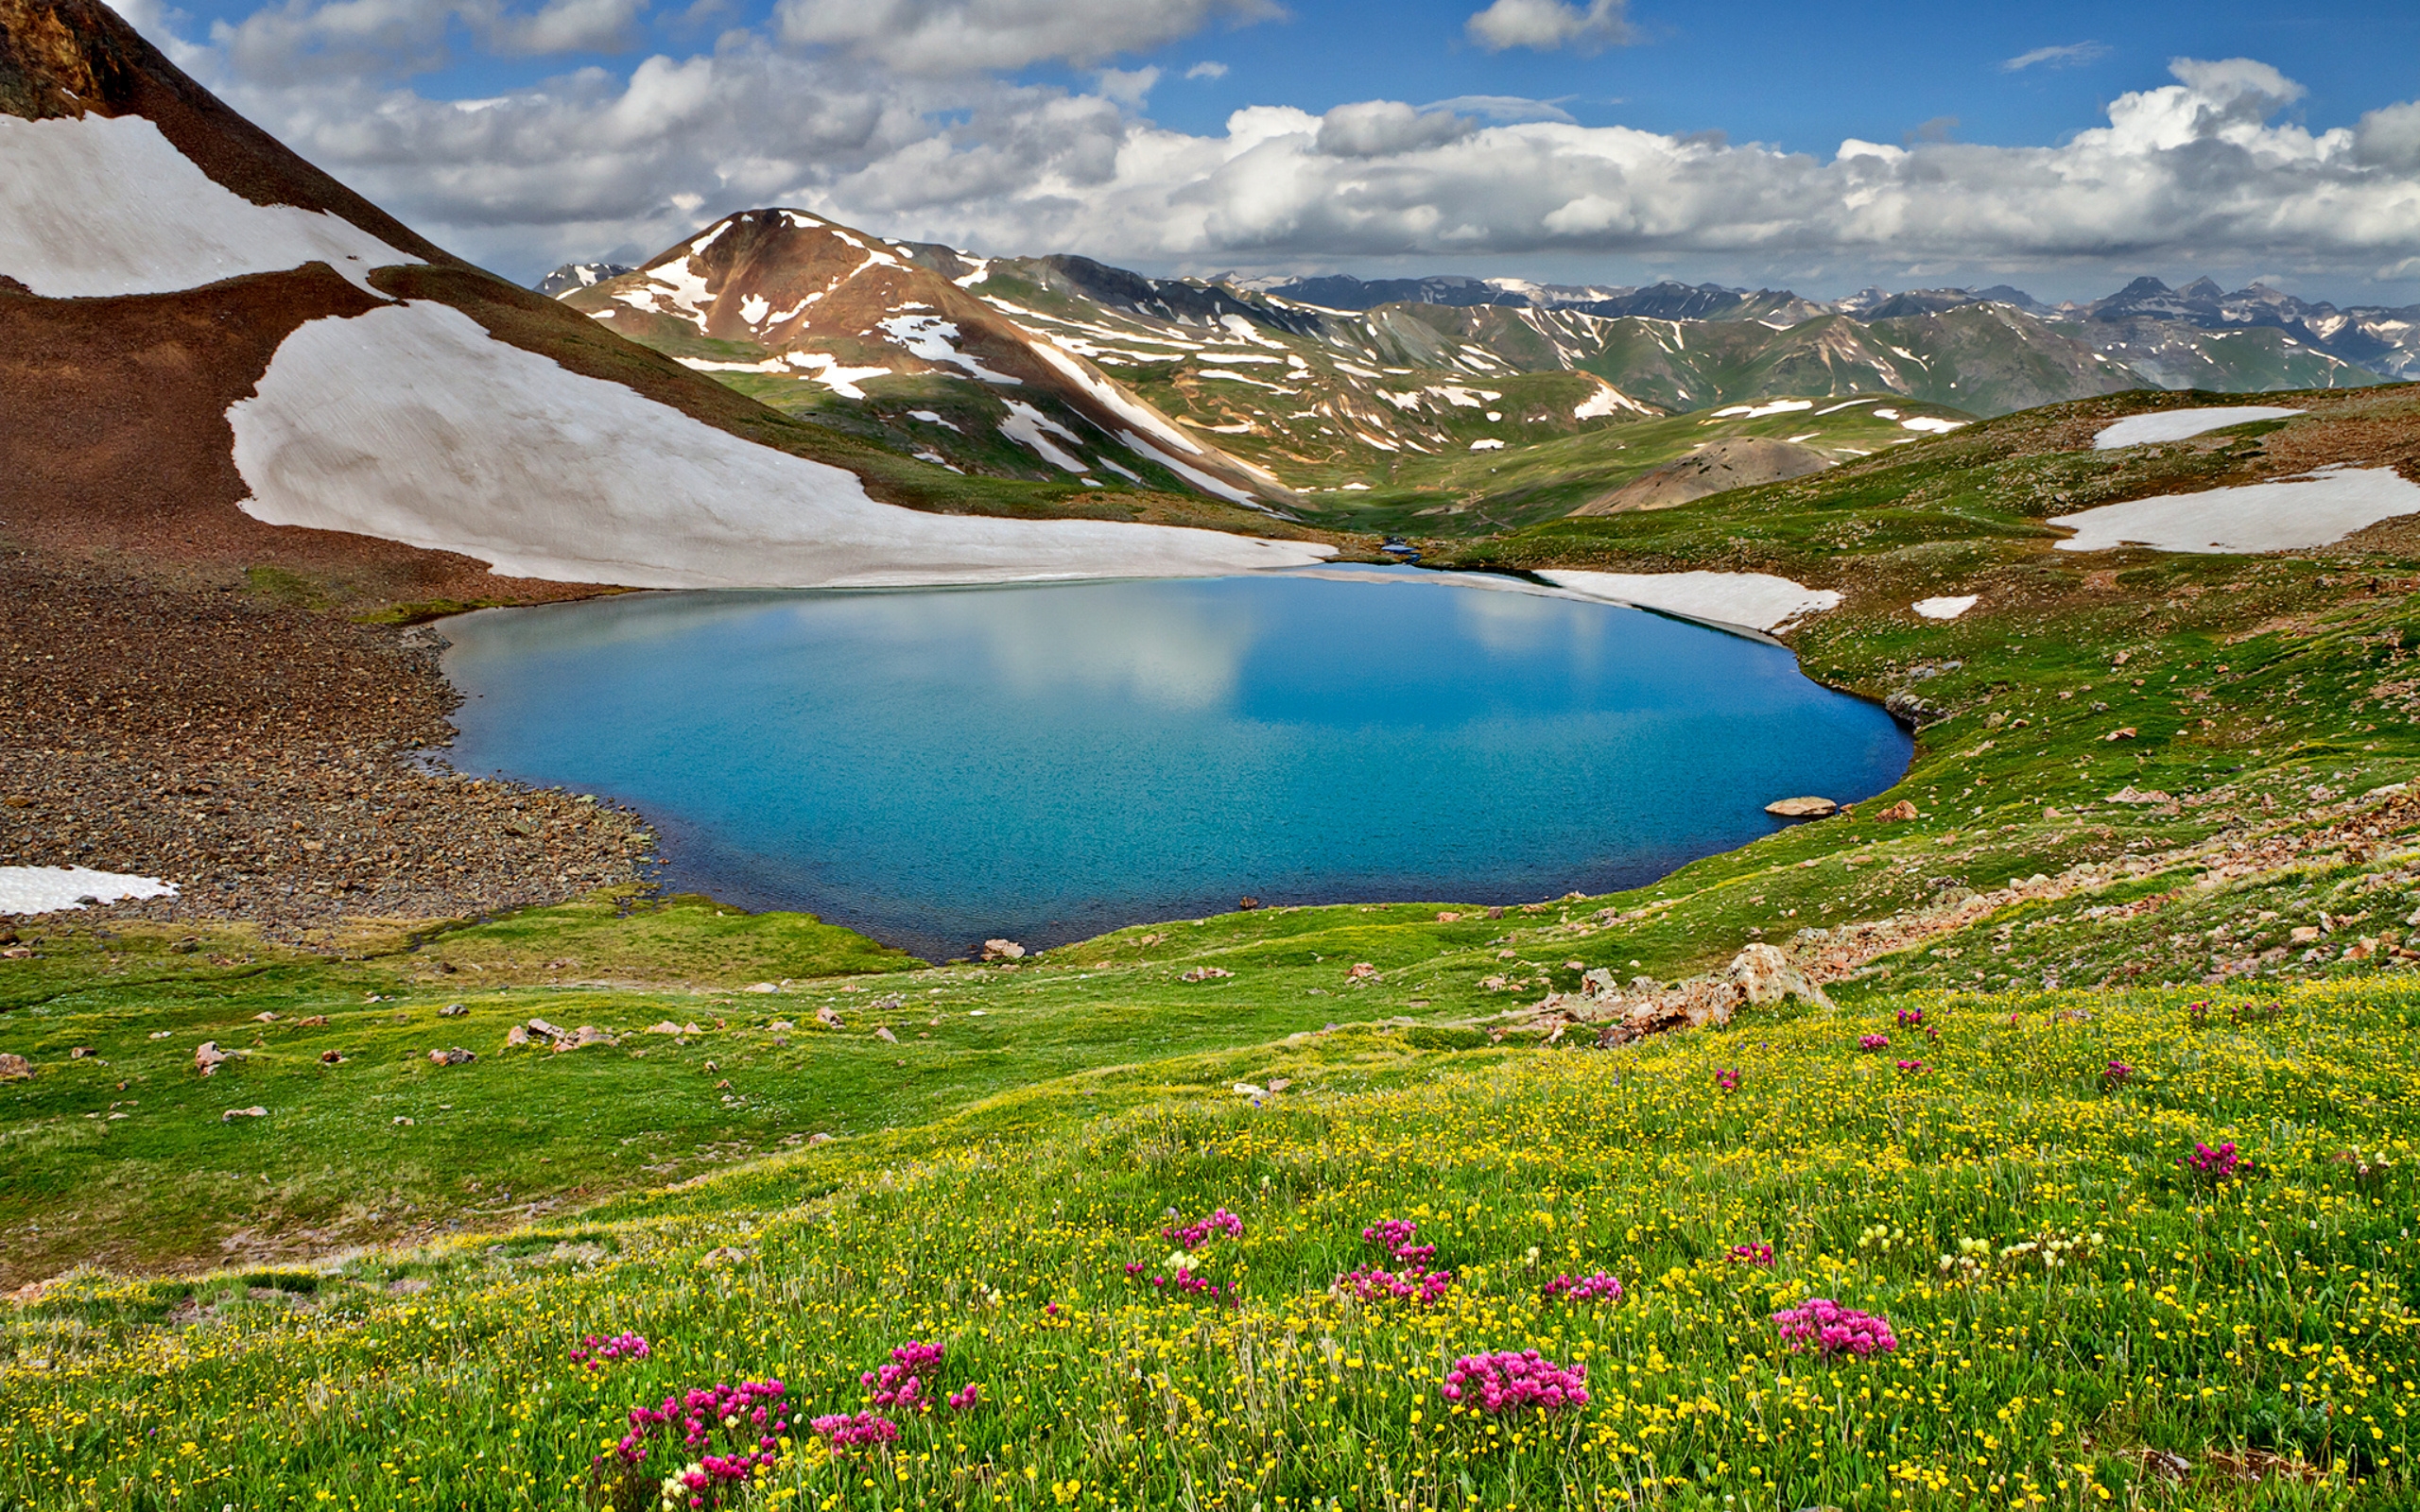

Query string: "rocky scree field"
[6, 385, 2420, 1508]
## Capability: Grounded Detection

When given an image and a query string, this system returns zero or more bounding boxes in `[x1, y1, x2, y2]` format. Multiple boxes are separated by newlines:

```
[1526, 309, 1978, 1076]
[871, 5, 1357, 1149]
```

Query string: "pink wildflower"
[569, 1332, 649, 1370]
[1362, 1218, 1436, 1264]
[1161, 1208, 1244, 1250]
[861, 1341, 943, 1411]
[2187, 1141, 2241, 1180]
[1714, 1067, 1741, 1092]
[810, 1411, 899, 1452]
[1894, 1058, 1928, 1074]
[1335, 1265, 1454, 1305]
[1542, 1271, 1623, 1303]
[1728, 1242, 1775, 1267]
[1772, 1298, 1897, 1357]
[1859, 1033, 1890, 1052]
[947, 1383, 981, 1411]
[1896, 1007, 1924, 1027]
[1440, 1350, 1588, 1415]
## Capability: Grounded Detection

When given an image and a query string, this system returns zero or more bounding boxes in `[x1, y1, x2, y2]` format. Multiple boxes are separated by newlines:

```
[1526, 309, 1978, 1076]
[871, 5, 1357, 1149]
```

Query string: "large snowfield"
[0, 113, 416, 298]
[229, 302, 1335, 588]
[2093, 406, 2304, 449]
[2052, 467, 2420, 554]
[0, 867, 177, 915]
[1537, 570, 1842, 631]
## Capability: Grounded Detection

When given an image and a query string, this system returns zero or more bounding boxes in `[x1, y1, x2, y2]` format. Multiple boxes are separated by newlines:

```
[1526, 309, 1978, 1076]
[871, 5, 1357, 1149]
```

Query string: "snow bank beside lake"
[1913, 595, 1979, 620]
[0, 867, 178, 915]
[230, 301, 1334, 589]
[2093, 407, 2302, 450]
[1538, 570, 1841, 631]
[0, 113, 416, 298]
[2052, 467, 2420, 554]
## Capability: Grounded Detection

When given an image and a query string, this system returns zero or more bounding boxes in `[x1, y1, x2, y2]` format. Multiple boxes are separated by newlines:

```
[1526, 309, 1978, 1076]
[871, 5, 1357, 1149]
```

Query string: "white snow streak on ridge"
[0, 114, 417, 298]
[227, 302, 1332, 589]
[998, 402, 1089, 472]
[1539, 570, 1842, 632]
[2051, 468, 2420, 554]
[1913, 595, 1979, 620]
[2094, 407, 2304, 449]
[0, 867, 178, 915]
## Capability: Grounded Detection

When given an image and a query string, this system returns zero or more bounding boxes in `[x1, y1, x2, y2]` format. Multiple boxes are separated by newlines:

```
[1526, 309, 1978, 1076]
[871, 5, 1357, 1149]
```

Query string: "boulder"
[427, 1047, 475, 1066]
[1724, 943, 1834, 1008]
[646, 1021, 685, 1035]
[526, 1018, 567, 1040]
[1763, 797, 1838, 818]
[874, 1026, 898, 1044]
[1874, 800, 1920, 823]
[571, 1025, 614, 1048]
[439, 1004, 468, 1018]
[814, 1006, 845, 1029]
[221, 1106, 268, 1121]
[295, 1015, 329, 1027]
[0, 1053, 30, 1081]
[504, 1024, 533, 1047]
[981, 938, 1026, 961]
[1182, 966, 1234, 982]
[195, 1041, 230, 1076]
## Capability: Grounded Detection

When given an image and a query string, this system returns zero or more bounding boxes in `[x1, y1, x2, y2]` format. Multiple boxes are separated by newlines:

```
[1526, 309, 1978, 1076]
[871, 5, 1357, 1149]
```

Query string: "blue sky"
[129, 0, 2420, 301]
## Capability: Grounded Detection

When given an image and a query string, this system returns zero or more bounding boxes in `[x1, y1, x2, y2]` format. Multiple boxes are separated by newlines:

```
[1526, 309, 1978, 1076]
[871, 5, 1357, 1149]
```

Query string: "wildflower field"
[12, 387, 2420, 1510]
[5, 968, 2417, 1511]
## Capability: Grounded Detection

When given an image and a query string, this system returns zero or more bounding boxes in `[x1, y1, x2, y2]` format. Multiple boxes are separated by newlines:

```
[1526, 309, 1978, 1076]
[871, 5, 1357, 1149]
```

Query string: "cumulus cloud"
[1184, 60, 1227, 79]
[2002, 41, 2107, 73]
[127, 7, 2420, 298]
[211, 0, 645, 81]
[1463, 0, 1631, 55]
[770, 0, 1282, 75]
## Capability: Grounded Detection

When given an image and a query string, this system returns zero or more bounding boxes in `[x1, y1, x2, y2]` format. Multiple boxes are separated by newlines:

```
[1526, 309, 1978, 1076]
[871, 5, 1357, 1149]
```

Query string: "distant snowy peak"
[537, 262, 632, 297]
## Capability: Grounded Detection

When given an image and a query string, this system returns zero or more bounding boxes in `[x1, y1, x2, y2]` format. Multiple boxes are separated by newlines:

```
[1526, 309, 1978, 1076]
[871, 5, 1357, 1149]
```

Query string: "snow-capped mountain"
[536, 261, 633, 297]
[558, 211, 1292, 506]
[0, 0, 1328, 595]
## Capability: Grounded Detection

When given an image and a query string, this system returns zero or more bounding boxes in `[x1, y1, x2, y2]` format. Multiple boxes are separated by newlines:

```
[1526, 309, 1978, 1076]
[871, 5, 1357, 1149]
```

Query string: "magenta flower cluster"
[1714, 1068, 1741, 1093]
[1440, 1350, 1589, 1415]
[1858, 1033, 1890, 1052]
[614, 1379, 789, 1504]
[1542, 1271, 1623, 1303]
[2103, 1060, 2135, 1084]
[1772, 1298, 1898, 1357]
[1362, 1218, 1437, 1264]
[1127, 1259, 1236, 1303]
[809, 1411, 899, 1452]
[1894, 1058, 1928, 1075]
[861, 1341, 943, 1411]
[1337, 1265, 1454, 1305]
[2187, 1141, 2241, 1179]
[1896, 1007, 1925, 1027]
[569, 1332, 650, 1371]
[1161, 1208, 1244, 1249]
[947, 1383, 980, 1411]
[1729, 1242, 1775, 1267]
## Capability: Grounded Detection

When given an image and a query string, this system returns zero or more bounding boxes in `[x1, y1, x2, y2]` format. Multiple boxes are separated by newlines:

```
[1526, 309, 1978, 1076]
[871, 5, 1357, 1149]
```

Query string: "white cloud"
[1184, 60, 1227, 79]
[1463, 0, 1631, 54]
[2002, 41, 2108, 73]
[770, 0, 1282, 75]
[209, 0, 644, 80]
[131, 12, 2420, 300]
[1096, 65, 1160, 108]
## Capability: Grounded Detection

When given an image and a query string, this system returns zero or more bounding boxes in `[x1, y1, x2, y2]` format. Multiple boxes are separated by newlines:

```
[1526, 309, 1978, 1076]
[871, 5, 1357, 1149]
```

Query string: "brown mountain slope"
[0, 0, 1322, 603]
[565, 209, 1295, 507]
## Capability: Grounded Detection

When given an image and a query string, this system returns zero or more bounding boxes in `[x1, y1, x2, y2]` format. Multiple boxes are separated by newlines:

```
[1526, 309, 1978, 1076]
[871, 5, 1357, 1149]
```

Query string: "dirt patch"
[0, 551, 651, 936]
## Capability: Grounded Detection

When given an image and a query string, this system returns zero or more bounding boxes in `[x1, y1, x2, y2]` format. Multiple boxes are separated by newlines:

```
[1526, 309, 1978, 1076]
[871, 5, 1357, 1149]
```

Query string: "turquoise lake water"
[441, 570, 1910, 961]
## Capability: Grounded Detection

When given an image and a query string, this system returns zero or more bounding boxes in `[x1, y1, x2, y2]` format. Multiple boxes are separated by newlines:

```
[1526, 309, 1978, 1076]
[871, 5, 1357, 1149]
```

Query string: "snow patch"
[908, 409, 961, 432]
[784, 352, 890, 399]
[997, 401, 1090, 472]
[0, 866, 177, 915]
[227, 301, 1329, 588]
[2092, 406, 2304, 449]
[1574, 383, 1649, 420]
[0, 112, 418, 298]
[2051, 467, 2420, 554]
[1539, 570, 1842, 632]
[1469, 438, 1506, 451]
[877, 315, 1020, 384]
[1912, 594, 1979, 621]
[1711, 399, 1816, 420]
[1899, 416, 1965, 434]
[1117, 431, 1259, 507]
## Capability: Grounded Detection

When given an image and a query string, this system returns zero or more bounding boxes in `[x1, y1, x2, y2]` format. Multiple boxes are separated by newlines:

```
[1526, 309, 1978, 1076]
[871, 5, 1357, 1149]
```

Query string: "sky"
[110, 0, 2420, 304]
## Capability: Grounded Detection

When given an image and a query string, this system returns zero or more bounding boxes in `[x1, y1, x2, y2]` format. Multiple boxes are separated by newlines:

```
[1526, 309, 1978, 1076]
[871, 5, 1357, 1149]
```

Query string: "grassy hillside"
[6, 384, 2420, 1509]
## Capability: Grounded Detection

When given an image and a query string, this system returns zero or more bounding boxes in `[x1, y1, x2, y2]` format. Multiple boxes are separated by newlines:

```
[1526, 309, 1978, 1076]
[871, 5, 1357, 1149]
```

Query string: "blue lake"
[440, 570, 1910, 961]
